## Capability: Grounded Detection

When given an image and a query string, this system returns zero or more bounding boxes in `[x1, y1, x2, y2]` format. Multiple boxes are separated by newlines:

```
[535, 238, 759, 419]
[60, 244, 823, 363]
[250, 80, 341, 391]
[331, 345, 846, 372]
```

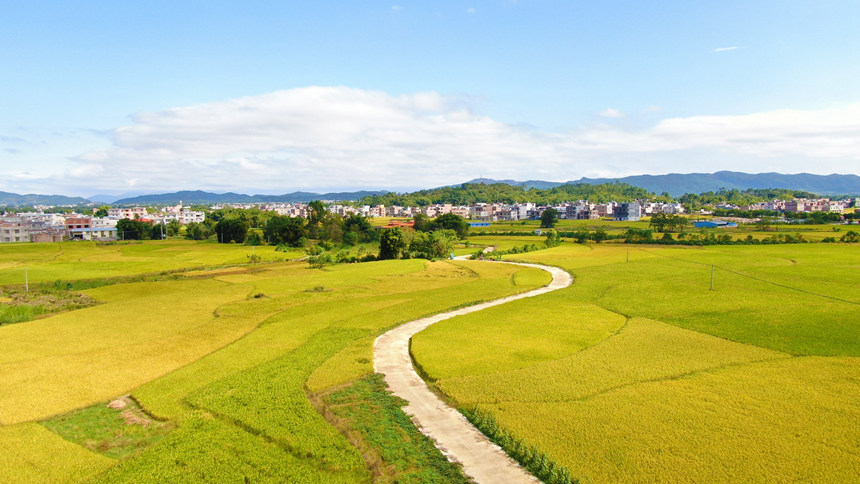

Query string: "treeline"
[679, 188, 819, 210]
[712, 208, 856, 224]
[359, 182, 655, 206]
[622, 228, 859, 245]
[116, 218, 180, 240]
[310, 215, 473, 267]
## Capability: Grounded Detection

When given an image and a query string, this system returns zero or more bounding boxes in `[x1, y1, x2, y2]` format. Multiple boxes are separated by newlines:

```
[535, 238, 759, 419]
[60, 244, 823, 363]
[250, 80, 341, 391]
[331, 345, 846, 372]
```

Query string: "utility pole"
[710, 265, 715, 291]
[25, 268, 28, 293]
[626, 244, 629, 263]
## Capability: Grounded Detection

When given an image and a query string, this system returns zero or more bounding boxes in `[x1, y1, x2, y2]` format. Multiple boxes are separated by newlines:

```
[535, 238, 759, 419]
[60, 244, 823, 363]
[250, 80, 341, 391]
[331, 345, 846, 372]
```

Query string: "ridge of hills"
[1, 172, 858, 207]
[465, 171, 860, 197]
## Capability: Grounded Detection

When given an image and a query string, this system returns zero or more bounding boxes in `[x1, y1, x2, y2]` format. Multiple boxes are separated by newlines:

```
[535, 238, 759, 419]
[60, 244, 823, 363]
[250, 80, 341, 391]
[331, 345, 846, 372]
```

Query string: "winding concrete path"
[374, 259, 572, 483]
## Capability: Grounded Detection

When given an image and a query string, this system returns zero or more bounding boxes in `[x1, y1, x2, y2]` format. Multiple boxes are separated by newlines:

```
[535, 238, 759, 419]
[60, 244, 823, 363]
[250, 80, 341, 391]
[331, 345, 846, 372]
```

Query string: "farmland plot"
[0, 247, 548, 483]
[412, 243, 860, 482]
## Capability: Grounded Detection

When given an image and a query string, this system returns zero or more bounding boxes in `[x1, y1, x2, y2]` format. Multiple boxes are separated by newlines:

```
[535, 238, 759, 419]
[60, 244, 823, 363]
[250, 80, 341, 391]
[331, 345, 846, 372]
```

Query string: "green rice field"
[2, 236, 857, 483]
[0, 239, 547, 482]
[412, 241, 860, 482]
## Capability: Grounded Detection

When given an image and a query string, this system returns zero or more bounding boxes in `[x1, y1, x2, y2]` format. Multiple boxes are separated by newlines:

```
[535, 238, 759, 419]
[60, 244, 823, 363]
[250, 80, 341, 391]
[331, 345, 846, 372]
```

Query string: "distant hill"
[87, 192, 148, 203]
[360, 182, 654, 206]
[112, 189, 388, 205]
[0, 191, 91, 207]
[462, 178, 565, 190]
[467, 172, 860, 197]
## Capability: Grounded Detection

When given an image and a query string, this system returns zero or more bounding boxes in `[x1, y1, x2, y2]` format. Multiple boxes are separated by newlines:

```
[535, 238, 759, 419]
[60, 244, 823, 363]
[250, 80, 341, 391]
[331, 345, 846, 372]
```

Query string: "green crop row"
[463, 406, 576, 484]
[90, 413, 357, 484]
[322, 374, 471, 483]
[187, 328, 370, 474]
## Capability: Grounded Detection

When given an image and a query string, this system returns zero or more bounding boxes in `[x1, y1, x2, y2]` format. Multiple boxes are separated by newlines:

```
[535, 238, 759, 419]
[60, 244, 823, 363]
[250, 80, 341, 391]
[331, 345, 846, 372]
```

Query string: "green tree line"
[359, 182, 655, 206]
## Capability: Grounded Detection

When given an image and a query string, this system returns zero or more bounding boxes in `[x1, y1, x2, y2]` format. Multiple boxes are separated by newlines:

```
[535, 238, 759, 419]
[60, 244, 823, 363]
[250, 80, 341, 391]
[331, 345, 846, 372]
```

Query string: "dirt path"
[374, 260, 572, 483]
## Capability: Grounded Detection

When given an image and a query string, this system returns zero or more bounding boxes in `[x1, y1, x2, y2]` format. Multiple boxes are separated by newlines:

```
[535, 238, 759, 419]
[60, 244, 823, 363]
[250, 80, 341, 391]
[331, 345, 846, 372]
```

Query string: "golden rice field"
[412, 241, 860, 482]
[0, 239, 549, 483]
[0, 239, 303, 285]
[0, 423, 114, 484]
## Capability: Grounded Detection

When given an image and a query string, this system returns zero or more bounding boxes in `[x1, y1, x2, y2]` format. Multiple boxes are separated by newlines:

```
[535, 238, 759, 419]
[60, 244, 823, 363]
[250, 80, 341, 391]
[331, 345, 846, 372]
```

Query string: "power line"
[636, 246, 859, 306]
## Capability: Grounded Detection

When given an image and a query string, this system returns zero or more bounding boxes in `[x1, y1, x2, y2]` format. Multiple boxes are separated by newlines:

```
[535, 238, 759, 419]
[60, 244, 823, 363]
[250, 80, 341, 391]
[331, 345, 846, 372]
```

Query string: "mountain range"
[1, 172, 858, 207]
[0, 191, 91, 207]
[111, 189, 389, 205]
[465, 171, 860, 197]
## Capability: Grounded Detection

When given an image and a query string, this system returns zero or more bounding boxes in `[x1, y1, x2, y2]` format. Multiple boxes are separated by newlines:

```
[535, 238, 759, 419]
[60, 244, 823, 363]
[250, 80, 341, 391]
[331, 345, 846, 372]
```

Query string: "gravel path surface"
[374, 259, 572, 483]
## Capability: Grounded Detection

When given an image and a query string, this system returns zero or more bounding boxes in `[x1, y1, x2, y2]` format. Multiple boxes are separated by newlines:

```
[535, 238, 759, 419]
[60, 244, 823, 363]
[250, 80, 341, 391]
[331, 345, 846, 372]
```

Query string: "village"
[0, 196, 854, 244]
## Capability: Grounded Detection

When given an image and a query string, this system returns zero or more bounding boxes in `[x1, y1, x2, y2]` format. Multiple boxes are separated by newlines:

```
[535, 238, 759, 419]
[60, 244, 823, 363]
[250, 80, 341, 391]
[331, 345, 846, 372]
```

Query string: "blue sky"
[2, 1, 859, 197]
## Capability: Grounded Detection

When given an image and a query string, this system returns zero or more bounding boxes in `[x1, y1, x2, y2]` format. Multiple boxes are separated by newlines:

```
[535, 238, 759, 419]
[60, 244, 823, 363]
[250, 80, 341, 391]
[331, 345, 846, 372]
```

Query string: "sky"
[2, 0, 859, 198]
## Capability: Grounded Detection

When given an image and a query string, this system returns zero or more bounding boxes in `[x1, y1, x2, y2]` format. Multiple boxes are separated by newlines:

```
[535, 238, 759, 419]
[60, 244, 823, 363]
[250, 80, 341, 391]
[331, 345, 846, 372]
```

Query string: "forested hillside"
[359, 182, 655, 206]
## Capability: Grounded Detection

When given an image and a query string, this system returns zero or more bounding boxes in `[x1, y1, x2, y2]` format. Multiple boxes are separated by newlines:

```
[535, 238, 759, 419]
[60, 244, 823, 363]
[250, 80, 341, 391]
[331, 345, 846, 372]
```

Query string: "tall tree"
[430, 213, 470, 239]
[263, 215, 307, 246]
[540, 208, 559, 228]
[379, 227, 408, 260]
[116, 218, 151, 240]
[215, 217, 249, 243]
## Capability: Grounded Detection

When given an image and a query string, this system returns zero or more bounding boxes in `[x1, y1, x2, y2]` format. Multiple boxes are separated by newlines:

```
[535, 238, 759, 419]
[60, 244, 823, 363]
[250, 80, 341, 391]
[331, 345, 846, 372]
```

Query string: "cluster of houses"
[722, 198, 854, 213]
[0, 202, 206, 244]
[247, 200, 681, 223]
[0, 199, 684, 244]
[2, 195, 854, 244]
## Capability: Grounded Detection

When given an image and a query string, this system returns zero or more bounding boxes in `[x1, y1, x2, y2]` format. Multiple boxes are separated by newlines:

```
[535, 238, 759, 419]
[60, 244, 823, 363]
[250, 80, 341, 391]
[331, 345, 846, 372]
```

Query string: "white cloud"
[51, 88, 860, 194]
[467, 7, 476, 14]
[713, 46, 739, 52]
[599, 108, 626, 118]
[391, 5, 402, 12]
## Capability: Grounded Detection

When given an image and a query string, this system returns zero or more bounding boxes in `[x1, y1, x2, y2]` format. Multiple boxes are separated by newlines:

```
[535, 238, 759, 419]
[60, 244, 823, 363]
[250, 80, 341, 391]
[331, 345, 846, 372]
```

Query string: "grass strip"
[320, 374, 470, 484]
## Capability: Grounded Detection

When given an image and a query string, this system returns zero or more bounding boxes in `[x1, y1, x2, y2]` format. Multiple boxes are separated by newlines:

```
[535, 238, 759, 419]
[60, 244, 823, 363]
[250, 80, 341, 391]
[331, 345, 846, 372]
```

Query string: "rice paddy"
[0, 239, 548, 482]
[1, 236, 857, 483]
[411, 241, 860, 482]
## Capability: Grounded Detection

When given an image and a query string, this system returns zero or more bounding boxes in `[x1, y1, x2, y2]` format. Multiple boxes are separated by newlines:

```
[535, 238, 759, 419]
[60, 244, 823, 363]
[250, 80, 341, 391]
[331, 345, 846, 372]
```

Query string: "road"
[373, 258, 572, 483]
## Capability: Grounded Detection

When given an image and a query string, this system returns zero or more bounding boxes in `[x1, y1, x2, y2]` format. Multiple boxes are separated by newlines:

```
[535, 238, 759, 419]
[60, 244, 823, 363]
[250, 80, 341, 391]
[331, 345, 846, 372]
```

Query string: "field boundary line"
[374, 259, 572, 484]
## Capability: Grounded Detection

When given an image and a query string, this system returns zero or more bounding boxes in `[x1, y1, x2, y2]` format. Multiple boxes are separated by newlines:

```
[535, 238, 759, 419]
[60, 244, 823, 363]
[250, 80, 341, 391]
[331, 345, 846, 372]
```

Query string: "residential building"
[69, 227, 118, 241]
[107, 207, 148, 219]
[0, 223, 30, 243]
[614, 202, 642, 221]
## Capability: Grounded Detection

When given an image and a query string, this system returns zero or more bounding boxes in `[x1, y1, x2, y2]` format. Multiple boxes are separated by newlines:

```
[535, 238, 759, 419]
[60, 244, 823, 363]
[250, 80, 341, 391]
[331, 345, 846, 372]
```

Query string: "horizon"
[3, 2, 860, 196]
[1, 170, 858, 202]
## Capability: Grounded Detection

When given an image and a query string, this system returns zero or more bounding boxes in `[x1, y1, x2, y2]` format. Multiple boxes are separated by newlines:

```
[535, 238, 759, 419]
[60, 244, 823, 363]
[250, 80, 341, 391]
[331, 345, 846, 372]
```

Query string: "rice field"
[411, 242, 860, 482]
[0, 239, 303, 285]
[3, 235, 856, 483]
[0, 240, 549, 482]
[0, 423, 114, 484]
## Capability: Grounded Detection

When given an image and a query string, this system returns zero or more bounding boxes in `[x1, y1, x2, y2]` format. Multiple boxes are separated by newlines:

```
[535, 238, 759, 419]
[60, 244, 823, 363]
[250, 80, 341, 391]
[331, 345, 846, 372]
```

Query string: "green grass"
[321, 374, 471, 484]
[39, 398, 173, 460]
[0, 287, 97, 326]
[0, 303, 49, 324]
